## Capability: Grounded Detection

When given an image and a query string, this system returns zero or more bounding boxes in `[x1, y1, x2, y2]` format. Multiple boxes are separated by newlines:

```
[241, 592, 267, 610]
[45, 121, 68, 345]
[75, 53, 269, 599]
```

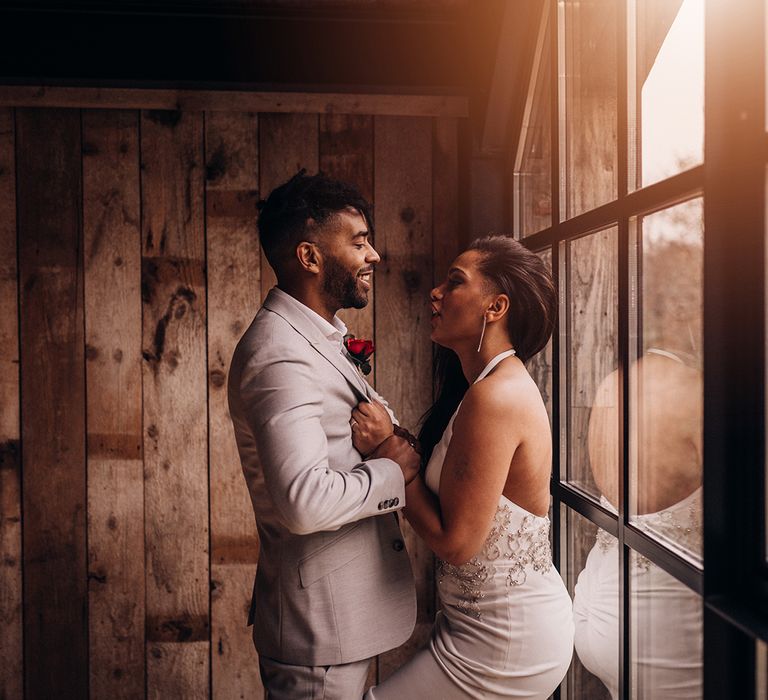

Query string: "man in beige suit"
[228, 171, 419, 698]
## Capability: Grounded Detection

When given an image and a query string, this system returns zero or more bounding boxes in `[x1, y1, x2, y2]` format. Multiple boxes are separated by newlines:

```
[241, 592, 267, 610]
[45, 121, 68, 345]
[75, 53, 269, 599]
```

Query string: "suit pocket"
[298, 522, 364, 588]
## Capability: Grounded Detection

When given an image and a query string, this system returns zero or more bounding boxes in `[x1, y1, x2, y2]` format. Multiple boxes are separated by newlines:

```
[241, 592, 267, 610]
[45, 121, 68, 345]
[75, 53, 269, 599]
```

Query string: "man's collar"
[269, 287, 347, 344]
[262, 286, 371, 401]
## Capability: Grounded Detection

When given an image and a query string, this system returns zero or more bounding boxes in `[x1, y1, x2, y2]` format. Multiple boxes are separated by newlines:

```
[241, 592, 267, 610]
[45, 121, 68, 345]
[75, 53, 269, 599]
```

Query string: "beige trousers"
[259, 655, 372, 700]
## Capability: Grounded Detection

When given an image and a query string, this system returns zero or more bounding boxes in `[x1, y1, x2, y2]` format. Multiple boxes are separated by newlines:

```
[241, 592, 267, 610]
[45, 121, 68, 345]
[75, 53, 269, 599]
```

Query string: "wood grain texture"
[2, 103, 459, 697]
[82, 109, 145, 698]
[17, 107, 88, 698]
[0, 86, 469, 118]
[432, 117, 460, 284]
[204, 110, 263, 698]
[319, 112, 379, 689]
[319, 114, 376, 374]
[0, 107, 22, 700]
[563, 0, 618, 217]
[141, 109, 210, 698]
[567, 229, 618, 501]
[258, 113, 319, 296]
[373, 116, 435, 680]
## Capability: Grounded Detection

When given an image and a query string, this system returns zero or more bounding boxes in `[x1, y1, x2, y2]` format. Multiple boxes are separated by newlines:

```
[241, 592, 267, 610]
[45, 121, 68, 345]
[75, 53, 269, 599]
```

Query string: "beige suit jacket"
[228, 288, 417, 666]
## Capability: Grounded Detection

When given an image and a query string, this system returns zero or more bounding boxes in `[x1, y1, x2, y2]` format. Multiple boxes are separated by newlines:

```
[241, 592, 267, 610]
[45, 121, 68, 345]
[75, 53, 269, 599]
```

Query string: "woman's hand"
[351, 400, 394, 457]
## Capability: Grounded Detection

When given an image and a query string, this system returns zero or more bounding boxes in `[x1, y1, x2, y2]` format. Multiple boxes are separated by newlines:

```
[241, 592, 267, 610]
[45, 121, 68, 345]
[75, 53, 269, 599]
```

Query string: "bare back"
[476, 359, 552, 517]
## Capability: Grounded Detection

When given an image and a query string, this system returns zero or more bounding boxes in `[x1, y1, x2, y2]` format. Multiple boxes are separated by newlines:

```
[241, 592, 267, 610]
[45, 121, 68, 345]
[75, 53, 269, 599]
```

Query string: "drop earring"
[477, 314, 488, 353]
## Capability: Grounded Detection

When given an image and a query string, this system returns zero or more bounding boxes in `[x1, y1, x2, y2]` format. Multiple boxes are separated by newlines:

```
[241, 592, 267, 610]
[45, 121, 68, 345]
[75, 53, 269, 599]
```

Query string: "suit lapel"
[311, 341, 372, 401]
[263, 288, 371, 402]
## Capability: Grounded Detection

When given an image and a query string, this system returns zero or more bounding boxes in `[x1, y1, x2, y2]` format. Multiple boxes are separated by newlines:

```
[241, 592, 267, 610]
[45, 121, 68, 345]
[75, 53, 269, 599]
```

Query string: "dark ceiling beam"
[0, 0, 471, 23]
[0, 6, 470, 91]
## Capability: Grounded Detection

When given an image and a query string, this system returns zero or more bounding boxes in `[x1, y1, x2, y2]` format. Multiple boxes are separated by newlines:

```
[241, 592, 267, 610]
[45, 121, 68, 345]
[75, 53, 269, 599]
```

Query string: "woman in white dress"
[351, 235, 574, 699]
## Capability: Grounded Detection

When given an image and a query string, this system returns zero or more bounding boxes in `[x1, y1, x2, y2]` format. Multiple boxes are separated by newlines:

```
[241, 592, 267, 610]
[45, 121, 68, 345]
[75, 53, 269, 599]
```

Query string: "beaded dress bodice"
[424, 350, 554, 620]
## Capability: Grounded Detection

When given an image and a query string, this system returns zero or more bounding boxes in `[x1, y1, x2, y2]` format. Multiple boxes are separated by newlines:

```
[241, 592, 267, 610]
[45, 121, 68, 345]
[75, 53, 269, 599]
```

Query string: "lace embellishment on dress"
[595, 490, 702, 573]
[437, 503, 553, 619]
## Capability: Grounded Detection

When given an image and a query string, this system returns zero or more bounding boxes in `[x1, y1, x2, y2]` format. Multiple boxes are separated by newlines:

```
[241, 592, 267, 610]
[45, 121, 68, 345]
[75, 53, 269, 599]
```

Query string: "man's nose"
[366, 244, 381, 264]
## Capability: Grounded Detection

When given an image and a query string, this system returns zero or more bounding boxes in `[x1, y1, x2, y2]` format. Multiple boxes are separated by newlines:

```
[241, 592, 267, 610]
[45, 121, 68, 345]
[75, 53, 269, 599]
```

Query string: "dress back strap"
[475, 349, 517, 384]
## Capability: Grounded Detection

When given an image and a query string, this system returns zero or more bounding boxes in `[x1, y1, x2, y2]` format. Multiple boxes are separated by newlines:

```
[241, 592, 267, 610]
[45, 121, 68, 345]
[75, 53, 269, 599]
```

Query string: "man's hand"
[350, 400, 394, 457]
[371, 434, 421, 485]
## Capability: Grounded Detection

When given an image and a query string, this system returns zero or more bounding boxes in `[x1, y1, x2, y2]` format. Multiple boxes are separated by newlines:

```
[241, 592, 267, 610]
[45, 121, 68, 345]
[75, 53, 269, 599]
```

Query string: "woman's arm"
[404, 379, 523, 565]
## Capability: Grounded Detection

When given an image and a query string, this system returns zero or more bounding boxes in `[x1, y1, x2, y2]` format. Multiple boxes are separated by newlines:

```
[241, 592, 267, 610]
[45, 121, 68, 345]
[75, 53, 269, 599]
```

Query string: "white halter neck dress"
[366, 351, 574, 699]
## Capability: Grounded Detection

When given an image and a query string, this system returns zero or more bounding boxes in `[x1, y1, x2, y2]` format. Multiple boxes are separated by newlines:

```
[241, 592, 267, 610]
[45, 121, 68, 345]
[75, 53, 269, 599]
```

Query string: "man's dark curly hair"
[257, 169, 374, 279]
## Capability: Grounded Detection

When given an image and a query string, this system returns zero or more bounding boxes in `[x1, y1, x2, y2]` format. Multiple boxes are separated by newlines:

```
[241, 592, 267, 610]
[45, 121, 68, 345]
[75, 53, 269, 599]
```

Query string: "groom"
[228, 171, 419, 698]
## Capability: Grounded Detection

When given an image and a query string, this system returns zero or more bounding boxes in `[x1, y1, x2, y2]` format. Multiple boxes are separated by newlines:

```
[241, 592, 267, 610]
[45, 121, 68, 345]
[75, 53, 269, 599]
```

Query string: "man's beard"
[321, 253, 369, 310]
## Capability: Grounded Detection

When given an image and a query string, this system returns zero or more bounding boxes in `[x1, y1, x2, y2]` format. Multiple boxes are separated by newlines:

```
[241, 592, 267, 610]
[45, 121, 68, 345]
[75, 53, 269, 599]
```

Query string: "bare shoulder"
[458, 361, 545, 427]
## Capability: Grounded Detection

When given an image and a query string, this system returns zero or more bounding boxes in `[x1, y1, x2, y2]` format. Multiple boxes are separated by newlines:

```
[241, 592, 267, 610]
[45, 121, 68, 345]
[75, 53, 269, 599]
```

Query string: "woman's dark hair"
[257, 169, 374, 279]
[417, 235, 557, 466]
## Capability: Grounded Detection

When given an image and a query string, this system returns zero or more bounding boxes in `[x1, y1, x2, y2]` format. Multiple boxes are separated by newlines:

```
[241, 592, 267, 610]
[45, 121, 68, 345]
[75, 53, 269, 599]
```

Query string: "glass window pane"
[632, 0, 704, 189]
[631, 199, 703, 566]
[517, 7, 552, 237]
[757, 638, 767, 700]
[529, 248, 554, 423]
[565, 506, 618, 700]
[561, 0, 619, 218]
[562, 229, 619, 505]
[630, 553, 702, 698]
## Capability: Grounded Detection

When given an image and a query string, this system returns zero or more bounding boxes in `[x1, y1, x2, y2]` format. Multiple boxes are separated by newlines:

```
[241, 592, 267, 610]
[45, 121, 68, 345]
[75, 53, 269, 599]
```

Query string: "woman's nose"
[430, 285, 442, 301]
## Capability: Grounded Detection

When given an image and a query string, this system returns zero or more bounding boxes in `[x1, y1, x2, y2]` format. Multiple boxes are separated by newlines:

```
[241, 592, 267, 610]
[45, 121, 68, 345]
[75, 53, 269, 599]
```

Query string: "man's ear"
[296, 241, 321, 274]
[487, 294, 510, 322]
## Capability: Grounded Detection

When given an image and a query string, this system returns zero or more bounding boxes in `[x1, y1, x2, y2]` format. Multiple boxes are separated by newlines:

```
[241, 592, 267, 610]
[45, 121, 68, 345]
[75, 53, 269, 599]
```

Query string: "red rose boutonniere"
[343, 335, 374, 375]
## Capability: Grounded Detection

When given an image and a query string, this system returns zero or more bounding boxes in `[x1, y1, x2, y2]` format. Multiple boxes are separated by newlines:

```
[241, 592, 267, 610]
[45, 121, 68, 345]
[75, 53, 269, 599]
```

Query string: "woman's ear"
[487, 294, 510, 322]
[296, 241, 321, 274]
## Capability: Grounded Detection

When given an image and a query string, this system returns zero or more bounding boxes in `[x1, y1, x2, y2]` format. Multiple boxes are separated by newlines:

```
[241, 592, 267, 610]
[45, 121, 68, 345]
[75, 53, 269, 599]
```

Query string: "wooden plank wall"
[0, 107, 22, 700]
[18, 108, 88, 699]
[0, 106, 460, 699]
[83, 109, 144, 698]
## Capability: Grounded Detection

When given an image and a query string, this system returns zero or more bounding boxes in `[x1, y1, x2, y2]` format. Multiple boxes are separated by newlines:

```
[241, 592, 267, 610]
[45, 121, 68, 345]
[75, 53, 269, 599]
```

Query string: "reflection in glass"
[563, 229, 619, 503]
[757, 639, 767, 700]
[631, 199, 703, 566]
[567, 507, 617, 700]
[516, 4, 552, 237]
[561, 0, 618, 218]
[630, 553, 702, 699]
[529, 248, 553, 423]
[633, 0, 704, 189]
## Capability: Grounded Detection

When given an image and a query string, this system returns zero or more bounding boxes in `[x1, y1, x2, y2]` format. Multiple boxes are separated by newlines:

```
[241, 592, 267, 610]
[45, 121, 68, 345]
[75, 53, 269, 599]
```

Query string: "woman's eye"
[447, 279, 460, 289]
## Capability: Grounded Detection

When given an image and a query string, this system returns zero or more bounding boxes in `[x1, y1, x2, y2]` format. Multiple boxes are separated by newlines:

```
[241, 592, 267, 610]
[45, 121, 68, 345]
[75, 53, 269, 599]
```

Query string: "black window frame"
[513, 0, 768, 697]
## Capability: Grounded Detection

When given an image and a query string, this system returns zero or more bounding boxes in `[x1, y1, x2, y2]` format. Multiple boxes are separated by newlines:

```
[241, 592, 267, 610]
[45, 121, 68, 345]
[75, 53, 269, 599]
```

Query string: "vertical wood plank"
[432, 117, 460, 284]
[374, 115, 435, 680]
[205, 110, 263, 698]
[258, 113, 319, 297]
[82, 109, 145, 698]
[569, 229, 619, 501]
[319, 114, 375, 372]
[17, 107, 88, 698]
[141, 109, 209, 698]
[0, 107, 22, 700]
[318, 112, 378, 688]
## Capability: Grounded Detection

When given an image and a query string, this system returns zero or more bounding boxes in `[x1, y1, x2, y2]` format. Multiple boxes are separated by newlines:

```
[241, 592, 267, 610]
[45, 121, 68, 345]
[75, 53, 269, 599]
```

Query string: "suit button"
[377, 501, 385, 510]
[393, 539, 405, 552]
[392, 497, 399, 507]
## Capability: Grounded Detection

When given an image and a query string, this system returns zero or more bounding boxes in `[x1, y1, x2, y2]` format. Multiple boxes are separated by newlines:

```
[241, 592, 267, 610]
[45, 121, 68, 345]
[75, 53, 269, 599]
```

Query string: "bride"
[351, 235, 574, 699]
